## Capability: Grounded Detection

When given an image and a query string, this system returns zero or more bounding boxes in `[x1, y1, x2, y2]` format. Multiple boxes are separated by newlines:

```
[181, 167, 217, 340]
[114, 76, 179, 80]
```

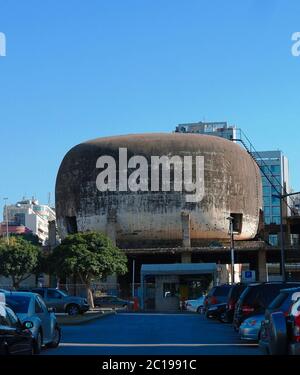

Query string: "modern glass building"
[252, 151, 290, 226]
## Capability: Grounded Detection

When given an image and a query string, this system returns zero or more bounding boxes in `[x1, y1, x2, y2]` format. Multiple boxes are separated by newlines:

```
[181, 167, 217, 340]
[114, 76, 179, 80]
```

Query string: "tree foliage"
[0, 236, 41, 288]
[49, 231, 128, 285]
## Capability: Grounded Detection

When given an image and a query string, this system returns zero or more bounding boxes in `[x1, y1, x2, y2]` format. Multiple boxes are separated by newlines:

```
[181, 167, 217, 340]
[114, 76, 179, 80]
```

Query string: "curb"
[57, 310, 116, 326]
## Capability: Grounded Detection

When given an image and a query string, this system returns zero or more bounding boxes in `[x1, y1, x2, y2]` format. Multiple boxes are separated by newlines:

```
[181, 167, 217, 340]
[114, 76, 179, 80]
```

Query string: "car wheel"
[66, 304, 80, 316]
[47, 325, 61, 348]
[269, 312, 287, 355]
[34, 330, 43, 354]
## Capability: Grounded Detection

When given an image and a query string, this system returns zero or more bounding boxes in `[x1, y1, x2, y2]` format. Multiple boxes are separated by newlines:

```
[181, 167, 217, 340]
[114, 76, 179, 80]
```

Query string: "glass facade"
[254, 153, 283, 226]
[269, 234, 278, 246]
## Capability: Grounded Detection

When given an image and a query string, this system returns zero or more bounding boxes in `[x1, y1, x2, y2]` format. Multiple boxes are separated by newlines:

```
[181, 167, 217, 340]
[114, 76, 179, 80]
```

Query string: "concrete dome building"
[55, 133, 262, 246]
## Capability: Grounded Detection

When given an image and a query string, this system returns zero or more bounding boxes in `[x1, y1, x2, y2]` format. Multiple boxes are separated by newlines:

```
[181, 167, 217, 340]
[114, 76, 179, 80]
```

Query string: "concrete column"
[48, 220, 57, 249]
[181, 252, 191, 263]
[181, 211, 191, 248]
[258, 248, 267, 282]
[106, 208, 117, 245]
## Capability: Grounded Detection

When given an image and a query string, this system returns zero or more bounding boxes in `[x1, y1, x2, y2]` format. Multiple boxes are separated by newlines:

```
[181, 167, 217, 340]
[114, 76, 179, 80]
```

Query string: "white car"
[185, 296, 205, 313]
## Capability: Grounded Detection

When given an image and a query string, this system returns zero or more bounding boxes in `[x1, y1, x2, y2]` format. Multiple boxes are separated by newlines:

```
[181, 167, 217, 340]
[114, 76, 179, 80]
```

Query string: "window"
[272, 196, 280, 205]
[264, 216, 271, 224]
[0, 313, 10, 326]
[65, 216, 78, 234]
[261, 166, 270, 174]
[270, 165, 280, 174]
[268, 292, 289, 309]
[214, 285, 231, 296]
[230, 213, 243, 234]
[271, 186, 281, 195]
[163, 283, 177, 298]
[263, 186, 270, 196]
[272, 207, 280, 216]
[271, 216, 281, 225]
[5, 296, 30, 313]
[35, 299, 43, 313]
[47, 290, 62, 299]
[6, 307, 19, 327]
[269, 234, 278, 246]
[37, 296, 48, 313]
[264, 207, 270, 216]
[33, 289, 45, 298]
[263, 197, 270, 206]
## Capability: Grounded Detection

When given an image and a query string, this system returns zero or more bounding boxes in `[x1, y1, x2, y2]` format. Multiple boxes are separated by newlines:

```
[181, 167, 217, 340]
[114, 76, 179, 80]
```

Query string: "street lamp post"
[227, 216, 235, 284]
[3, 197, 9, 244]
[272, 191, 300, 283]
[132, 258, 136, 299]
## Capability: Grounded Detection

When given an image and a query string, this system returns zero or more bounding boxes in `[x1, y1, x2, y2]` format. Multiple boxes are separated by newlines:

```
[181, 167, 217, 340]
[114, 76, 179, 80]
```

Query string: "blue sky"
[0, 0, 300, 218]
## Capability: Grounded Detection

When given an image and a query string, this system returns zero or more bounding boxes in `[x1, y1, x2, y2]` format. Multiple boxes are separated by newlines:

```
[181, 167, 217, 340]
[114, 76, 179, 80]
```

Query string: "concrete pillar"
[106, 208, 117, 245]
[181, 211, 191, 248]
[258, 248, 267, 282]
[48, 220, 57, 249]
[181, 252, 191, 263]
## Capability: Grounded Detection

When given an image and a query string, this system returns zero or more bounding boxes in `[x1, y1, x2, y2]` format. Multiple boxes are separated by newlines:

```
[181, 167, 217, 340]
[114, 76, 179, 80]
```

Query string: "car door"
[46, 290, 64, 312]
[34, 296, 52, 343]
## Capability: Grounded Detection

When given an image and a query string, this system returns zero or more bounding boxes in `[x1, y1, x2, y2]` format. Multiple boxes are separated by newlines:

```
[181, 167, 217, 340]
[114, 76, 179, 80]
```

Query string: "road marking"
[116, 313, 197, 316]
[59, 343, 258, 347]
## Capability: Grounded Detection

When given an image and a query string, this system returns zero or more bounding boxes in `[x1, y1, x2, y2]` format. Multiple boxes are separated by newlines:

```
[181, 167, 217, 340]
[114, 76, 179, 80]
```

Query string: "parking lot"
[43, 312, 261, 355]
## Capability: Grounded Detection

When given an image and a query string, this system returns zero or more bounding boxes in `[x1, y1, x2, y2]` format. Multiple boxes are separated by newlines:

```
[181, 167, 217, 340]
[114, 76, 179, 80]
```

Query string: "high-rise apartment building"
[2, 198, 56, 244]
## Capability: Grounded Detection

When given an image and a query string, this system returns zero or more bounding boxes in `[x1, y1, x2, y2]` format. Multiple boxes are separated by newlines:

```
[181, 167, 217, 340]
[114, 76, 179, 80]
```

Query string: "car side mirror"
[22, 321, 34, 330]
[48, 307, 56, 313]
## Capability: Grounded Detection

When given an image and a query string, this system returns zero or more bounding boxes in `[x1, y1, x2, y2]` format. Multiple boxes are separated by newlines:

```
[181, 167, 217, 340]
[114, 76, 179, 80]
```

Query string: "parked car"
[221, 283, 247, 323]
[93, 295, 132, 309]
[233, 282, 300, 330]
[0, 301, 34, 355]
[203, 284, 232, 317]
[185, 296, 205, 313]
[259, 287, 300, 355]
[32, 288, 89, 316]
[205, 302, 227, 320]
[239, 313, 265, 341]
[4, 292, 61, 354]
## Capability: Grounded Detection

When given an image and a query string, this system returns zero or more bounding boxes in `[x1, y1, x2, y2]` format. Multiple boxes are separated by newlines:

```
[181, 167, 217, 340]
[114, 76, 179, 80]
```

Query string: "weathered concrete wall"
[56, 133, 262, 244]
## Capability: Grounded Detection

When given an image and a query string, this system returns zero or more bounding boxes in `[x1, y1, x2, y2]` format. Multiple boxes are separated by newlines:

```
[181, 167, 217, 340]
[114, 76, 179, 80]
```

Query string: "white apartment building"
[3, 198, 56, 244]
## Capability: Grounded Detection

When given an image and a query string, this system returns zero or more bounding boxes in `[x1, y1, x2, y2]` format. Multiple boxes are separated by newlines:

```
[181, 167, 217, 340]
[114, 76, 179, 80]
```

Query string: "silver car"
[4, 292, 61, 354]
[239, 313, 264, 341]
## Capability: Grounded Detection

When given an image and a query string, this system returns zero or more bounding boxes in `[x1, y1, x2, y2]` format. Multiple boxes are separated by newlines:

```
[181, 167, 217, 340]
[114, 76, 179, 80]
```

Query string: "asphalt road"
[43, 312, 261, 355]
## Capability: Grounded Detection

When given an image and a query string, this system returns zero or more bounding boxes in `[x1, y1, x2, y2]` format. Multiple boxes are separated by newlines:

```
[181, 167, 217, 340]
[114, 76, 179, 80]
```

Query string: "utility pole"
[227, 216, 235, 284]
[273, 191, 300, 282]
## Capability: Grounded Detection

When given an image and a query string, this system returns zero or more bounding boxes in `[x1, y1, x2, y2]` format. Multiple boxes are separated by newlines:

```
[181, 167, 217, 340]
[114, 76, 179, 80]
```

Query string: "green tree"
[0, 236, 40, 289]
[49, 231, 128, 307]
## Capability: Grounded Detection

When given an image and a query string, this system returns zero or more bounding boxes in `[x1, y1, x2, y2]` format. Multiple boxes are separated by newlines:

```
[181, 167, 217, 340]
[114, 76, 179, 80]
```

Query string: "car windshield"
[5, 295, 31, 313]
[214, 286, 231, 296]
